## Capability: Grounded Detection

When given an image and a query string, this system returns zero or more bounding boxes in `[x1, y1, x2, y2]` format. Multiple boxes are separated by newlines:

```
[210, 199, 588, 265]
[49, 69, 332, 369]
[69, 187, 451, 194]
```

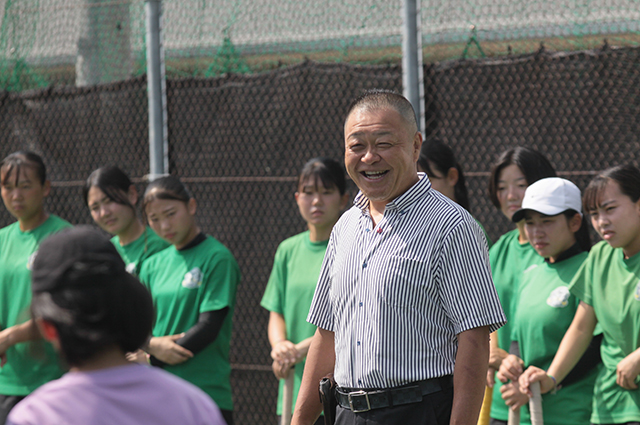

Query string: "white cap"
[512, 177, 582, 223]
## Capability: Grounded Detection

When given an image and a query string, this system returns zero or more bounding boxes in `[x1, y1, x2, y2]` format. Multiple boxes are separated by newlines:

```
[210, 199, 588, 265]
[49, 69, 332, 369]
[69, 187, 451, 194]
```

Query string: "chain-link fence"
[1, 1, 640, 424]
[1, 0, 640, 90]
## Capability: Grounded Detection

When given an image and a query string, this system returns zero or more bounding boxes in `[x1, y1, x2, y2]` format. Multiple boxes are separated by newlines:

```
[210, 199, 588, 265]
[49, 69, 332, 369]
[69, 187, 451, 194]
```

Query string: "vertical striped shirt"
[307, 173, 506, 389]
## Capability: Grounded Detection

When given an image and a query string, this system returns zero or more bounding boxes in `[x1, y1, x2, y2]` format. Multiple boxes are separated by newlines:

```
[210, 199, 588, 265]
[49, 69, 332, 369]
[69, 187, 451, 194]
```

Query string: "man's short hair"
[344, 89, 418, 133]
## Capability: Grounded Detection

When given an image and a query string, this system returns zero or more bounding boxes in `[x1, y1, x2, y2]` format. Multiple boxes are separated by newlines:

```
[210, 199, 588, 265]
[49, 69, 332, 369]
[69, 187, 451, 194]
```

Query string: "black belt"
[335, 375, 453, 413]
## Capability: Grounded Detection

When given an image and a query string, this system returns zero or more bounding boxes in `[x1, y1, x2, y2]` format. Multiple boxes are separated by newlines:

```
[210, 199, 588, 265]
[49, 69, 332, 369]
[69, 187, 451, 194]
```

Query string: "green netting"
[1, 0, 639, 90]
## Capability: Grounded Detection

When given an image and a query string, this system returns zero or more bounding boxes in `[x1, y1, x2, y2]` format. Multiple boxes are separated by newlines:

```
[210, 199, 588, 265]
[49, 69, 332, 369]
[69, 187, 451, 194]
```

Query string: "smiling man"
[291, 90, 506, 425]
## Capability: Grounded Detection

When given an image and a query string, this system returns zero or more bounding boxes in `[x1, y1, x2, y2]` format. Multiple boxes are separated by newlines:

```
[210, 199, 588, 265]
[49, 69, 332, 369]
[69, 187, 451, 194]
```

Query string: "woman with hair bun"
[6, 226, 225, 425]
[139, 175, 239, 425]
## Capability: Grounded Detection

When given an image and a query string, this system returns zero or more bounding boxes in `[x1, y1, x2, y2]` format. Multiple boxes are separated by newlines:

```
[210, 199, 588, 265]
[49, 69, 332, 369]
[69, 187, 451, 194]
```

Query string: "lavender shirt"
[7, 363, 224, 425]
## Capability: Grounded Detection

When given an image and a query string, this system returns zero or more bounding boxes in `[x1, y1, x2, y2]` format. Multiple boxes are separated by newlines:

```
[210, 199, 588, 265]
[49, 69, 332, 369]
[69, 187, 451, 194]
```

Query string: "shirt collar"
[545, 242, 583, 264]
[353, 173, 432, 213]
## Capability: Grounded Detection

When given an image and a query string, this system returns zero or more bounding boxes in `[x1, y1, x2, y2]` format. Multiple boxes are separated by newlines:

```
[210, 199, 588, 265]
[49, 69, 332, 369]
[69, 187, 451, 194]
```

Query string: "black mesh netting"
[1, 46, 640, 424]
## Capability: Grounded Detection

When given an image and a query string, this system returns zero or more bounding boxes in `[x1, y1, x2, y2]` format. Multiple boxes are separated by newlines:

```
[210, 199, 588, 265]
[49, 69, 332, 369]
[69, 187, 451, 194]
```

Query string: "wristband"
[547, 373, 558, 394]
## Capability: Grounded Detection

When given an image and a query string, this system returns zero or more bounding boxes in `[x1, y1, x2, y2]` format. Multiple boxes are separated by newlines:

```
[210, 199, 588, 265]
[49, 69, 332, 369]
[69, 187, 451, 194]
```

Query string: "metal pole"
[402, 0, 425, 133]
[145, 0, 168, 180]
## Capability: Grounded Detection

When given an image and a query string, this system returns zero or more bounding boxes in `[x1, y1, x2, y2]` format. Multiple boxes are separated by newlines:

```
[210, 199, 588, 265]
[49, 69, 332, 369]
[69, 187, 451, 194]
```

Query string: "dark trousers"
[277, 415, 324, 425]
[335, 385, 453, 425]
[0, 395, 25, 425]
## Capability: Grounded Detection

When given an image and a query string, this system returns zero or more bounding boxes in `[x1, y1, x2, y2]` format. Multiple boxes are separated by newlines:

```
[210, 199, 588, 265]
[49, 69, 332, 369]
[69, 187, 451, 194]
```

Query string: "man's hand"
[147, 334, 194, 365]
[616, 350, 640, 390]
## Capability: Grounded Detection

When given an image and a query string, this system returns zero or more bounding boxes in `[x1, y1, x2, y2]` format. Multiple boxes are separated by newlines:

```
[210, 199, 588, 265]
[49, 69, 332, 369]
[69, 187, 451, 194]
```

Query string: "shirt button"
[357, 341, 361, 346]
[359, 302, 363, 307]
[365, 228, 370, 232]
[358, 379, 362, 385]
[363, 262, 367, 268]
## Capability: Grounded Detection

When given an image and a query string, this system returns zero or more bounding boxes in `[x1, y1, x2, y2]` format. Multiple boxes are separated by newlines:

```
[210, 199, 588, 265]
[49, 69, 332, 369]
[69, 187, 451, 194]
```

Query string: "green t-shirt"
[513, 251, 598, 425]
[139, 236, 239, 411]
[0, 215, 72, 395]
[111, 227, 169, 276]
[489, 229, 543, 421]
[260, 231, 327, 415]
[570, 241, 640, 424]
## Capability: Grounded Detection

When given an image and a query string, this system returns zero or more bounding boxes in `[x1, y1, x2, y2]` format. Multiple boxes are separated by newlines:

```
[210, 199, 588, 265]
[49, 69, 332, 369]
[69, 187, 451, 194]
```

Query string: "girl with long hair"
[261, 157, 348, 423]
[139, 176, 240, 425]
[84, 166, 169, 275]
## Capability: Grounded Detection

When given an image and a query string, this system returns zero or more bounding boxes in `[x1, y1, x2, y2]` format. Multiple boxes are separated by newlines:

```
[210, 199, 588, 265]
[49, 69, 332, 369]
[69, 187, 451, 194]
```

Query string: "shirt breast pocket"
[377, 255, 428, 308]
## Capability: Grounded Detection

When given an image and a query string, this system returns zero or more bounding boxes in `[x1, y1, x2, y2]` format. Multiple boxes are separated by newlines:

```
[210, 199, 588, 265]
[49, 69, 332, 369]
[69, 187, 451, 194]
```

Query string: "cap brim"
[511, 208, 529, 223]
[512, 206, 568, 223]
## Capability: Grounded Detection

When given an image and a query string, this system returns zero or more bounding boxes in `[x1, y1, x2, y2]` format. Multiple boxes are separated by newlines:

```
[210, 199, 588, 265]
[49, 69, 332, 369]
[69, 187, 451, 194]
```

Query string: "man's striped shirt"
[308, 174, 506, 389]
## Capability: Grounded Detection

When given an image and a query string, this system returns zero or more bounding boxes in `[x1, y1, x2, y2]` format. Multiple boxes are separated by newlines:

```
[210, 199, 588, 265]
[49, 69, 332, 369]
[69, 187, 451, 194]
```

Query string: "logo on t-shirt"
[635, 281, 640, 301]
[27, 251, 38, 270]
[126, 262, 137, 275]
[524, 264, 539, 274]
[182, 267, 203, 289]
[547, 286, 570, 308]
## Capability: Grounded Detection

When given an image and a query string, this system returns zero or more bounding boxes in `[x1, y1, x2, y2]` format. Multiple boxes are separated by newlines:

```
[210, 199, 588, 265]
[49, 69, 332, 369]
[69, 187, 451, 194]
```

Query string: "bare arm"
[0, 320, 40, 366]
[268, 311, 305, 379]
[450, 326, 490, 425]
[291, 327, 335, 425]
[520, 301, 597, 395]
[294, 337, 314, 359]
[146, 334, 194, 365]
[617, 347, 640, 390]
[487, 330, 507, 387]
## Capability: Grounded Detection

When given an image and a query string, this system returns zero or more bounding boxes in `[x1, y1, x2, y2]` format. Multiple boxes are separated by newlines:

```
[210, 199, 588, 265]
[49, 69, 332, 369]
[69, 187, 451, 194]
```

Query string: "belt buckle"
[348, 390, 371, 413]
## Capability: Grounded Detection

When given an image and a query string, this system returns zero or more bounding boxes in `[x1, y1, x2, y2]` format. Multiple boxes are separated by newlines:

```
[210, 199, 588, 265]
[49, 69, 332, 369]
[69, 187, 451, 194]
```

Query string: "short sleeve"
[260, 244, 287, 314]
[199, 250, 240, 313]
[306, 232, 336, 331]
[438, 218, 506, 334]
[569, 256, 593, 306]
[138, 260, 152, 291]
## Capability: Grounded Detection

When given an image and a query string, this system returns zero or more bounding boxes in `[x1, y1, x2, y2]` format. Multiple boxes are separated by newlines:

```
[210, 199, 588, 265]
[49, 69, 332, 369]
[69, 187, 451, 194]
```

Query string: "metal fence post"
[402, 0, 425, 133]
[146, 0, 168, 180]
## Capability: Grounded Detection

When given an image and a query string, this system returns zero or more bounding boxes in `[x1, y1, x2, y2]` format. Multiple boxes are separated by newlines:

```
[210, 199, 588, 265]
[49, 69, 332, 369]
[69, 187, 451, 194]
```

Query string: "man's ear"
[412, 132, 423, 162]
